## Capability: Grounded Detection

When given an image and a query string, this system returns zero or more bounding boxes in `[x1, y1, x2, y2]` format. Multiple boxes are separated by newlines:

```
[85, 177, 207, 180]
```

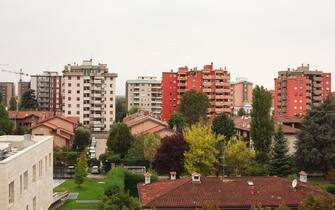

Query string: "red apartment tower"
[161, 63, 232, 121]
[274, 64, 331, 117]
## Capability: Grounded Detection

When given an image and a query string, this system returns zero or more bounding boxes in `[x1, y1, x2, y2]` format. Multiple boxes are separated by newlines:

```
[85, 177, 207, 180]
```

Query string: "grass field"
[54, 178, 106, 210]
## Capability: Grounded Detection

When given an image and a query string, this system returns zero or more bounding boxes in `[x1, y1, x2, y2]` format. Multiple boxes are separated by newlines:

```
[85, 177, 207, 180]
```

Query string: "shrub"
[105, 167, 126, 196]
[244, 162, 269, 176]
[326, 169, 335, 184]
[54, 152, 79, 166]
[99, 192, 141, 210]
[124, 170, 158, 197]
[324, 184, 335, 195]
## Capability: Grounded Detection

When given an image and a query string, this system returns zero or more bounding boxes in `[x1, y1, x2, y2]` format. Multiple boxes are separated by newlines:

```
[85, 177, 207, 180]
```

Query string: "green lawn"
[54, 178, 106, 209]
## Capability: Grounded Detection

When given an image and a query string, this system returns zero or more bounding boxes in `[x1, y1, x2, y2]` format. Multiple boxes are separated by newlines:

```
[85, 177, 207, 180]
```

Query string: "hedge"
[125, 170, 158, 197]
[105, 167, 126, 196]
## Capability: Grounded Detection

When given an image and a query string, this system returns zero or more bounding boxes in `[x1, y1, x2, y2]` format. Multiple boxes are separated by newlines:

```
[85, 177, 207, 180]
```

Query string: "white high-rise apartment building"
[0, 135, 53, 210]
[62, 59, 117, 131]
[126, 76, 162, 117]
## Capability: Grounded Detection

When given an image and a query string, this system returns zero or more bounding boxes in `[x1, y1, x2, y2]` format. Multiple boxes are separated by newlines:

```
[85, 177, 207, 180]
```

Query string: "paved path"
[95, 138, 107, 159]
[53, 179, 65, 188]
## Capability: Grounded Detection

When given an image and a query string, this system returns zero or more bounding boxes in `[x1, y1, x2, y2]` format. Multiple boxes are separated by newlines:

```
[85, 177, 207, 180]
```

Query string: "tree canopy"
[298, 193, 335, 210]
[9, 96, 17, 111]
[19, 89, 38, 110]
[212, 112, 235, 139]
[269, 125, 292, 177]
[153, 134, 188, 175]
[250, 85, 273, 164]
[168, 112, 186, 133]
[127, 133, 160, 164]
[107, 123, 134, 158]
[179, 89, 209, 125]
[224, 138, 254, 176]
[296, 95, 335, 174]
[237, 107, 246, 116]
[74, 152, 88, 187]
[72, 125, 90, 151]
[0, 103, 13, 135]
[183, 123, 222, 175]
[115, 97, 127, 122]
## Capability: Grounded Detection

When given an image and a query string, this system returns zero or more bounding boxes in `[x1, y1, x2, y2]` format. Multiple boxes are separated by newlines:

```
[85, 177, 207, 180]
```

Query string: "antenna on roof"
[292, 179, 298, 189]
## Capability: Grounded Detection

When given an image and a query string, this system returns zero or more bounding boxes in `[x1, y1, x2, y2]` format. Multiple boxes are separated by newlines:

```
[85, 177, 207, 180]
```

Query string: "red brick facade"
[161, 63, 231, 121]
[274, 64, 331, 117]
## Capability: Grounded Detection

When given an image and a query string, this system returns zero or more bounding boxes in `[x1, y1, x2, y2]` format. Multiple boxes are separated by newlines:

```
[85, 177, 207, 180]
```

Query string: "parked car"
[90, 152, 96, 159]
[67, 165, 75, 174]
[91, 166, 100, 174]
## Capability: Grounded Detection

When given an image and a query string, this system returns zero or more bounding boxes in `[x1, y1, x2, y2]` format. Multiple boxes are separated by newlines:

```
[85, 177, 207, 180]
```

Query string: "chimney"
[170, 171, 177, 180]
[299, 171, 307, 183]
[191, 172, 201, 183]
[144, 172, 151, 185]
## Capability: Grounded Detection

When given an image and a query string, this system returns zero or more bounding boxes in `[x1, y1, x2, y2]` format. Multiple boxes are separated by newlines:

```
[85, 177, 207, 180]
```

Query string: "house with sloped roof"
[31, 115, 79, 150]
[138, 172, 329, 210]
[124, 111, 174, 138]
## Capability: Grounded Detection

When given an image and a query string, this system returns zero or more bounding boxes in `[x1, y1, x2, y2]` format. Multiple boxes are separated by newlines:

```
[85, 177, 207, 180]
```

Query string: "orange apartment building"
[274, 64, 331, 117]
[231, 78, 253, 115]
[161, 63, 232, 121]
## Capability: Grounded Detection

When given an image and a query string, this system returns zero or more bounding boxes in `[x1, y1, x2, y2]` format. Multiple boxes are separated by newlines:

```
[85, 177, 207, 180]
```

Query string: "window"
[49, 153, 51, 167]
[68, 83, 71, 87]
[9, 181, 14, 204]
[45, 156, 47, 172]
[68, 97, 71, 101]
[77, 90, 80, 94]
[68, 111, 71, 115]
[68, 104, 71, 108]
[33, 165, 36, 182]
[77, 76, 80, 80]
[68, 90, 71, 94]
[77, 97, 80, 101]
[76, 111, 80, 115]
[33, 196, 36, 210]
[77, 83, 80, 87]
[39, 160, 42, 177]
[68, 76, 71, 80]
[76, 104, 80, 108]
[23, 171, 28, 190]
[20, 174, 23, 194]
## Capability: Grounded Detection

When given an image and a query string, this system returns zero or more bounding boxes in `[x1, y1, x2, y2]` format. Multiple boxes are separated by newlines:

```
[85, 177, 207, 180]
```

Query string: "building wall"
[231, 81, 253, 107]
[0, 136, 53, 210]
[126, 76, 162, 117]
[161, 63, 232, 121]
[31, 126, 70, 149]
[18, 81, 31, 102]
[0, 82, 15, 107]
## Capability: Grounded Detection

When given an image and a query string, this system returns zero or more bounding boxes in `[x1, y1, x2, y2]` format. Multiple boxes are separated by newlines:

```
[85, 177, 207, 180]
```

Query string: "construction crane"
[1, 68, 30, 81]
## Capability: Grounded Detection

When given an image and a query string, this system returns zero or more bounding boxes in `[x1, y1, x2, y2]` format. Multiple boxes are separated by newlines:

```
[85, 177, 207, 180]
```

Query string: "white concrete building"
[126, 76, 162, 117]
[62, 59, 117, 131]
[0, 135, 53, 210]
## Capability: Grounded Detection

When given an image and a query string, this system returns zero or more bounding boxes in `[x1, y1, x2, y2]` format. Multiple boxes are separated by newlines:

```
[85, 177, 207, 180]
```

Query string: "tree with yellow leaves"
[183, 123, 223, 175]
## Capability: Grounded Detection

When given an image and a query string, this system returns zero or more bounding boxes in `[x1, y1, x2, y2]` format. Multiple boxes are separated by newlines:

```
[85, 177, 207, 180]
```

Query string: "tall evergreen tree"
[115, 97, 127, 122]
[19, 89, 38, 110]
[0, 103, 13, 135]
[296, 95, 335, 174]
[250, 85, 273, 164]
[179, 89, 209, 125]
[9, 96, 17, 111]
[212, 112, 235, 139]
[107, 123, 134, 158]
[269, 125, 292, 177]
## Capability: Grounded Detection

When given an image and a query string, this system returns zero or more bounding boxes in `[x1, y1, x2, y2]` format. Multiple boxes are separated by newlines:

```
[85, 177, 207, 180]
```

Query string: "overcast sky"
[0, 0, 334, 95]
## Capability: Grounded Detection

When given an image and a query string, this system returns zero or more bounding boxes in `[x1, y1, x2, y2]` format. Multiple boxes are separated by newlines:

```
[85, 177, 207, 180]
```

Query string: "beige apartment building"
[31, 71, 63, 113]
[62, 59, 117, 132]
[0, 135, 53, 210]
[126, 76, 162, 117]
[18, 81, 31, 102]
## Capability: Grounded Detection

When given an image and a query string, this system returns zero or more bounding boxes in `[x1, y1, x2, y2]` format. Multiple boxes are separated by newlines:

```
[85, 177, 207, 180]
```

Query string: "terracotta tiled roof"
[8, 111, 54, 121]
[274, 115, 303, 123]
[281, 124, 300, 134]
[138, 176, 327, 209]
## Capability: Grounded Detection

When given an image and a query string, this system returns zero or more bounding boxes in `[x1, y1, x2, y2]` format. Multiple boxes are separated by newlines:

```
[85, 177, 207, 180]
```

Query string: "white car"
[90, 152, 96, 159]
[91, 166, 99, 174]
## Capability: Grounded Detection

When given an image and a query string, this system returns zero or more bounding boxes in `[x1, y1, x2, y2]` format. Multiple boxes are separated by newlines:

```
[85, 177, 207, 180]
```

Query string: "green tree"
[0, 92, 3, 104]
[269, 125, 292, 177]
[127, 133, 160, 164]
[128, 106, 140, 115]
[9, 96, 17, 111]
[225, 138, 254, 176]
[19, 89, 38, 110]
[99, 192, 141, 210]
[0, 103, 13, 135]
[116, 97, 127, 122]
[179, 89, 209, 125]
[237, 107, 246, 116]
[168, 112, 186, 133]
[212, 112, 235, 139]
[13, 126, 30, 135]
[73, 125, 90, 151]
[74, 152, 88, 187]
[298, 193, 335, 210]
[250, 85, 273, 164]
[107, 123, 134, 158]
[183, 123, 222, 175]
[296, 95, 335, 174]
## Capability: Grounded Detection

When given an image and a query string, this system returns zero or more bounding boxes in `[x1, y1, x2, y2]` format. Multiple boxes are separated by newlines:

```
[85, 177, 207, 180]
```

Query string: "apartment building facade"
[231, 78, 253, 115]
[0, 82, 15, 107]
[0, 135, 53, 210]
[18, 81, 31, 102]
[62, 59, 117, 132]
[126, 76, 162, 117]
[274, 64, 332, 117]
[161, 63, 231, 121]
[31, 71, 62, 113]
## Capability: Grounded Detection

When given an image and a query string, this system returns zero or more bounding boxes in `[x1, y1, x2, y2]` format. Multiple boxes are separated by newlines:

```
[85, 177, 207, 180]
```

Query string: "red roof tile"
[8, 111, 54, 121]
[138, 176, 328, 209]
